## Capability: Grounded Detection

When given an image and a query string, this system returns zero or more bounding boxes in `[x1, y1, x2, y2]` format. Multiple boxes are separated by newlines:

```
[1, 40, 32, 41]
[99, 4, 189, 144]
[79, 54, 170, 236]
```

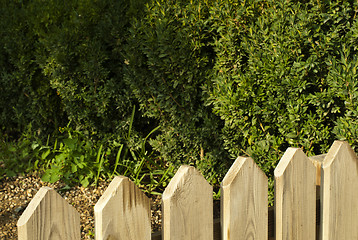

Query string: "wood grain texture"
[221, 156, 268, 240]
[309, 154, 326, 186]
[94, 176, 151, 240]
[320, 141, 358, 240]
[17, 186, 80, 240]
[274, 148, 316, 240]
[162, 165, 213, 240]
[152, 205, 312, 240]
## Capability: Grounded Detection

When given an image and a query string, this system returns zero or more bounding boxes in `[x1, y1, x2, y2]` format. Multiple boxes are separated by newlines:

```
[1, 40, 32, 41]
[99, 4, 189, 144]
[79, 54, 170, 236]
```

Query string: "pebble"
[0, 173, 164, 239]
[26, 189, 32, 197]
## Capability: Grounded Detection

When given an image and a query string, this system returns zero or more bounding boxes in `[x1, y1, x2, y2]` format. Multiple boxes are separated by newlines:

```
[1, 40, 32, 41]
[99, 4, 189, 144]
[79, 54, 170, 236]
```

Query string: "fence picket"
[274, 148, 316, 240]
[94, 176, 151, 240]
[162, 165, 213, 240]
[221, 156, 268, 240]
[17, 186, 80, 240]
[309, 154, 326, 186]
[16, 142, 358, 239]
[321, 141, 358, 239]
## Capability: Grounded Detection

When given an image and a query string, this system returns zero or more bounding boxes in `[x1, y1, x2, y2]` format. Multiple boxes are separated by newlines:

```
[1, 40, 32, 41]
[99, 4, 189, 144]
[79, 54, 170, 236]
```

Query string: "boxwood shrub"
[205, 0, 358, 201]
[124, 0, 230, 179]
[2, 0, 358, 199]
[0, 0, 65, 136]
[0, 0, 149, 141]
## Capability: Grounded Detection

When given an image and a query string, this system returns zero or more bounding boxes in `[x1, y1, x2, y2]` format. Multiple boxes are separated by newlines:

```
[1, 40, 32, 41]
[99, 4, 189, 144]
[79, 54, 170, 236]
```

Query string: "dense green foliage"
[1, 0, 358, 203]
[31, 0, 135, 136]
[0, 1, 64, 134]
[207, 0, 358, 168]
[0, 115, 173, 194]
[123, 0, 228, 180]
[0, 0, 149, 137]
[204, 0, 358, 199]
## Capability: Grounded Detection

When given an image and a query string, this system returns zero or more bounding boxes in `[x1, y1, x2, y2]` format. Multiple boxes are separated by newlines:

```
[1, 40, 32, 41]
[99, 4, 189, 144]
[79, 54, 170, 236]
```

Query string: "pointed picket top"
[17, 186, 80, 240]
[94, 176, 151, 240]
[221, 156, 268, 240]
[162, 165, 213, 240]
[321, 141, 358, 239]
[308, 154, 326, 186]
[274, 148, 316, 240]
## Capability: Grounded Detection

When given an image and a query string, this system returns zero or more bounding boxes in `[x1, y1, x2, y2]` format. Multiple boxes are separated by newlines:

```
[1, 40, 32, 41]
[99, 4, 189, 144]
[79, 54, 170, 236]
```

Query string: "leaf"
[81, 177, 90, 187]
[41, 149, 51, 160]
[41, 168, 61, 183]
[286, 132, 297, 139]
[55, 153, 67, 164]
[77, 162, 85, 169]
[95, 145, 103, 163]
[63, 138, 77, 150]
[8, 146, 17, 152]
[41, 170, 51, 182]
[71, 164, 77, 173]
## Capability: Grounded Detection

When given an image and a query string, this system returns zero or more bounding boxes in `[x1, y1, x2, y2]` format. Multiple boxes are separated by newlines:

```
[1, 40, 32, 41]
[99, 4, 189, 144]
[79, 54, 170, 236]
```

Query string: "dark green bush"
[124, 0, 229, 179]
[30, 0, 149, 138]
[0, 0, 149, 140]
[0, 1, 65, 135]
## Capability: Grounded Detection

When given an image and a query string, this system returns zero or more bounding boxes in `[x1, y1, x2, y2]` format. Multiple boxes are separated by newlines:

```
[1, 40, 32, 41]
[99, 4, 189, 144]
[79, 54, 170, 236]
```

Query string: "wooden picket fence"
[17, 141, 358, 239]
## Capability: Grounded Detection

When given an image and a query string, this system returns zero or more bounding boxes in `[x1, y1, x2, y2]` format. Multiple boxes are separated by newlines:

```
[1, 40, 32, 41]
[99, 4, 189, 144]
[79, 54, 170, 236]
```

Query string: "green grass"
[0, 107, 222, 199]
[0, 110, 177, 196]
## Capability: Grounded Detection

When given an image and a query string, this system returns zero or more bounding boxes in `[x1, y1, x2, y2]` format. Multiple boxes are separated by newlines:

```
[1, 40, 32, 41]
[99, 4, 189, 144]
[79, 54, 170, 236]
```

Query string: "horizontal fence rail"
[17, 141, 358, 239]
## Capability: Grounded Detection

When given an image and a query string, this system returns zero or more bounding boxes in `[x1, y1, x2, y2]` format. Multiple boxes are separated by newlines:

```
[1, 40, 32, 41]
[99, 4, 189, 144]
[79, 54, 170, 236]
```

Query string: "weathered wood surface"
[162, 165, 213, 240]
[309, 154, 326, 186]
[274, 148, 316, 240]
[221, 156, 268, 240]
[94, 176, 151, 240]
[152, 207, 293, 240]
[17, 186, 80, 240]
[321, 141, 358, 239]
[19, 145, 346, 240]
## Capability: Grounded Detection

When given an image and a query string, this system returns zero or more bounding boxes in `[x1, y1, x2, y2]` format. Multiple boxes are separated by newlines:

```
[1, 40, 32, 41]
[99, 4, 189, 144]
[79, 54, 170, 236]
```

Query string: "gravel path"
[1, 173, 220, 239]
[0, 173, 162, 239]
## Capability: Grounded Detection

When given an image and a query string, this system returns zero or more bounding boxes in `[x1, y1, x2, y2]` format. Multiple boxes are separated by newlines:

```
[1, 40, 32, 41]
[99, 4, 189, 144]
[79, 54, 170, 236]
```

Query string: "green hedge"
[0, 1, 64, 135]
[1, 0, 358, 194]
[205, 0, 358, 198]
[0, 0, 148, 140]
[31, 0, 134, 136]
[124, 0, 229, 178]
